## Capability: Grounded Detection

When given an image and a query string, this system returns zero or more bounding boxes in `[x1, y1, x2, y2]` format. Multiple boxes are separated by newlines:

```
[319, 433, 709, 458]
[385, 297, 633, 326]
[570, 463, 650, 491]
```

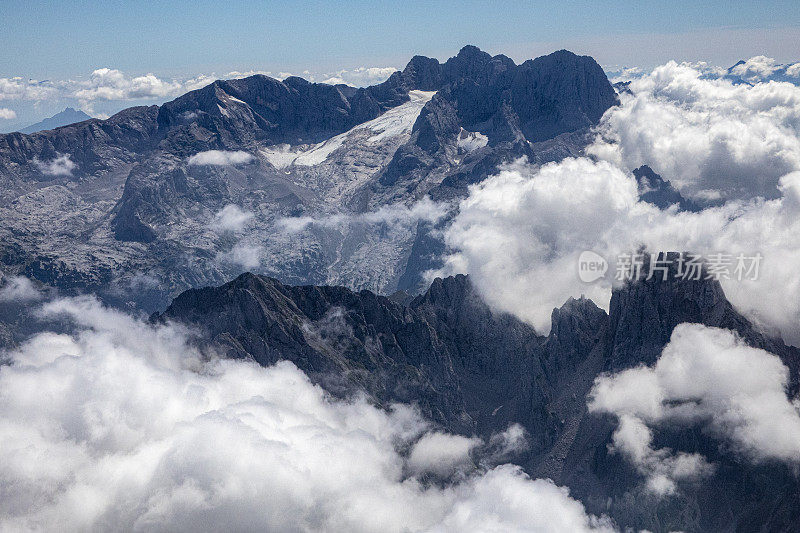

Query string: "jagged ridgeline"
[7, 42, 799, 532]
[155, 266, 800, 532]
[0, 46, 617, 311]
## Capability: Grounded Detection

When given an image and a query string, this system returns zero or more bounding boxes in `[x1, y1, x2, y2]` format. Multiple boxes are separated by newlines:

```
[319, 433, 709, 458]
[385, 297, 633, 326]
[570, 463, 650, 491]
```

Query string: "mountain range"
[0, 46, 617, 312]
[1, 45, 794, 531]
[154, 262, 800, 532]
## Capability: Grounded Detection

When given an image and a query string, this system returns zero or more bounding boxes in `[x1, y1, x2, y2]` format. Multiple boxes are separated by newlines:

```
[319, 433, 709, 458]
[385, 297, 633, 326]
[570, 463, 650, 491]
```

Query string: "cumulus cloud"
[727, 56, 800, 84]
[588, 59, 800, 201]
[601, 414, 713, 496]
[209, 204, 254, 233]
[438, 158, 800, 342]
[187, 150, 254, 166]
[729, 56, 782, 81]
[0, 296, 614, 532]
[485, 423, 529, 461]
[0, 108, 16, 120]
[437, 158, 633, 334]
[0, 276, 41, 302]
[73, 68, 183, 103]
[0, 77, 59, 101]
[589, 323, 800, 494]
[408, 432, 481, 477]
[34, 154, 76, 176]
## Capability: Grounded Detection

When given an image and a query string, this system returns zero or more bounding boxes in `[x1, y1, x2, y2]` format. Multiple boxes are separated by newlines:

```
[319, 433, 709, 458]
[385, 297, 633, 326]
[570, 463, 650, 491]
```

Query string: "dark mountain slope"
[379, 46, 617, 191]
[158, 261, 800, 532]
[157, 272, 607, 447]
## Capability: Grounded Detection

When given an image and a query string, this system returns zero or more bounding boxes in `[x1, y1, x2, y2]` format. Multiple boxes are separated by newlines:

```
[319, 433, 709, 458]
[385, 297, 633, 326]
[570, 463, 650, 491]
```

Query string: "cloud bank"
[589, 323, 800, 495]
[590, 60, 800, 201]
[0, 64, 397, 126]
[727, 56, 800, 84]
[0, 77, 59, 101]
[438, 158, 800, 343]
[0, 295, 614, 532]
[74, 68, 184, 103]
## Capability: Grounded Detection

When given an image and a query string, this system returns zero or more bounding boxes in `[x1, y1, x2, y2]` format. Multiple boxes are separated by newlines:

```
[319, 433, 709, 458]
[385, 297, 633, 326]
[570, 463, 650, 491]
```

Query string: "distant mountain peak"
[18, 107, 92, 134]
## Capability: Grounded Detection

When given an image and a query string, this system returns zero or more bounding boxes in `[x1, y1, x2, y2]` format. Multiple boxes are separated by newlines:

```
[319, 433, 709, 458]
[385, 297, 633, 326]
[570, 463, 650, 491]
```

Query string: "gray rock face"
[0, 46, 616, 312]
[557, 256, 800, 532]
[380, 46, 618, 191]
[158, 262, 800, 533]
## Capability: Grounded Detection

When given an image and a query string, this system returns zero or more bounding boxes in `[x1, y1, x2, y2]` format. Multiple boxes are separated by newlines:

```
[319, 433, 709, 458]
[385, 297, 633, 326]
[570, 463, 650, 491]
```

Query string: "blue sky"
[1, 0, 799, 130]
[4, 0, 800, 76]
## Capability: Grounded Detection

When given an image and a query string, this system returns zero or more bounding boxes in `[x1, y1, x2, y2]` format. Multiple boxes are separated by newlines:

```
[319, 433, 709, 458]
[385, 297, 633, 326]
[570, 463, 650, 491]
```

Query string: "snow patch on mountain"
[260, 90, 435, 169]
[457, 128, 489, 152]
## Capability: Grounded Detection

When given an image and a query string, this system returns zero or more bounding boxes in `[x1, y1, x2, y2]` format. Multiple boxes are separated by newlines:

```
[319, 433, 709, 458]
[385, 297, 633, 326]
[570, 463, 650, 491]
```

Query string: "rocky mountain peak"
[605, 251, 788, 370]
[634, 165, 699, 211]
[401, 55, 444, 91]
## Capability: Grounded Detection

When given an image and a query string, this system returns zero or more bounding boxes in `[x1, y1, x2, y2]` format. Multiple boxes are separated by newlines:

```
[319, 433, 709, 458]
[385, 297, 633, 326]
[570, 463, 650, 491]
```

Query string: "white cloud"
[428, 464, 615, 533]
[180, 74, 216, 93]
[604, 66, 644, 84]
[210, 204, 254, 233]
[187, 150, 254, 166]
[0, 276, 41, 302]
[603, 414, 713, 496]
[321, 67, 398, 87]
[224, 69, 274, 79]
[0, 108, 16, 120]
[436, 158, 633, 334]
[73, 68, 183, 103]
[438, 158, 800, 343]
[278, 197, 448, 234]
[217, 241, 262, 270]
[589, 323, 800, 494]
[727, 56, 800, 84]
[728, 56, 781, 81]
[0, 77, 59, 101]
[588, 59, 800, 201]
[34, 154, 76, 176]
[486, 423, 529, 460]
[408, 432, 481, 477]
[0, 296, 614, 532]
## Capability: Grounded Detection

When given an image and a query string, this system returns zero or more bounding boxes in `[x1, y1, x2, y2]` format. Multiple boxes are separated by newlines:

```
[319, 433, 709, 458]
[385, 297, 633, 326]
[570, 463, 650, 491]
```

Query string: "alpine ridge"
[0, 46, 617, 313]
[156, 257, 800, 532]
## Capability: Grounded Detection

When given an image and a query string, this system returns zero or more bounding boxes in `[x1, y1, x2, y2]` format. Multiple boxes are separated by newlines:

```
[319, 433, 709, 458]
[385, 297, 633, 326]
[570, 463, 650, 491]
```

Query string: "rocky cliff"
[157, 265, 800, 532]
